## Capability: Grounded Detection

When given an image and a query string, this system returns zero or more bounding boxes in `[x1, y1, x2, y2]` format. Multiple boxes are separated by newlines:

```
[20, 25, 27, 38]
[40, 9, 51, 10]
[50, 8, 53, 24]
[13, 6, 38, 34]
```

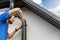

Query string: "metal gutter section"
[22, 21, 27, 40]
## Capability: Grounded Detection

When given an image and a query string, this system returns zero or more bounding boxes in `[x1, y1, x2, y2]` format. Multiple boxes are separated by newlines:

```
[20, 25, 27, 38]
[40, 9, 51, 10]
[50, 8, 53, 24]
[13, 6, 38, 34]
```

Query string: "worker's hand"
[8, 16, 15, 24]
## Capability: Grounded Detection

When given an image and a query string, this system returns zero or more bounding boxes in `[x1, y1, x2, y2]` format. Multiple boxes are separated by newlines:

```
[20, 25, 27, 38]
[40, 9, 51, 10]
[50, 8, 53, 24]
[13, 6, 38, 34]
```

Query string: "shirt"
[0, 9, 10, 40]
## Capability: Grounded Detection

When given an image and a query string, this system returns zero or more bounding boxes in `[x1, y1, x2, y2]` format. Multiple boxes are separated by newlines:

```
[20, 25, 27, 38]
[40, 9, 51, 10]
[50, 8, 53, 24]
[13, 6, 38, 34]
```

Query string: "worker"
[0, 8, 26, 40]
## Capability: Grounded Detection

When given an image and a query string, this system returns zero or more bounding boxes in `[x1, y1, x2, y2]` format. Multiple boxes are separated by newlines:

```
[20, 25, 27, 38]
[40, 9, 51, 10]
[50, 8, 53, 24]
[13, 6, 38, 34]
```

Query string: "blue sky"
[42, 0, 60, 9]
[32, 0, 60, 9]
[32, 0, 60, 17]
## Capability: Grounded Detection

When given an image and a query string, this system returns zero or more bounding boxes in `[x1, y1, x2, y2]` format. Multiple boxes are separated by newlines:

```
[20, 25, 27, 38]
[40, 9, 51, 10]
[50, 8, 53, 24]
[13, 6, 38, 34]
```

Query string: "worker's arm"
[9, 8, 26, 23]
[8, 8, 26, 39]
[8, 25, 22, 39]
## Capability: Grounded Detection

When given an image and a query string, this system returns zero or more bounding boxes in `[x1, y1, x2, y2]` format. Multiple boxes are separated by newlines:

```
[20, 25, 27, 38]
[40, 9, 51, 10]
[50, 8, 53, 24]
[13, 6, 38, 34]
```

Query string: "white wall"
[8, 8, 60, 40]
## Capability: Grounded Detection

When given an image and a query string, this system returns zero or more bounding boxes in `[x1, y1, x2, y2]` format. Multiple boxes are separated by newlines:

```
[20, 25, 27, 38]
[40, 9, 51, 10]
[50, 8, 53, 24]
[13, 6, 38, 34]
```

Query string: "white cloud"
[33, 0, 42, 6]
[49, 5, 60, 17]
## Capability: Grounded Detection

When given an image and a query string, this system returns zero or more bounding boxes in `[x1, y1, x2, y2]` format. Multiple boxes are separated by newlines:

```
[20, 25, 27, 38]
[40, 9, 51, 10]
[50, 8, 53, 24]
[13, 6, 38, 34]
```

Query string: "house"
[0, 0, 60, 40]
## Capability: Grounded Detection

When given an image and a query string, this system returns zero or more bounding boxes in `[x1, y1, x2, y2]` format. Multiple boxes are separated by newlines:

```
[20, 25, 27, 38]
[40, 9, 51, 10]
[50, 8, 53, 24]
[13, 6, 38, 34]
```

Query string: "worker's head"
[8, 16, 15, 24]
